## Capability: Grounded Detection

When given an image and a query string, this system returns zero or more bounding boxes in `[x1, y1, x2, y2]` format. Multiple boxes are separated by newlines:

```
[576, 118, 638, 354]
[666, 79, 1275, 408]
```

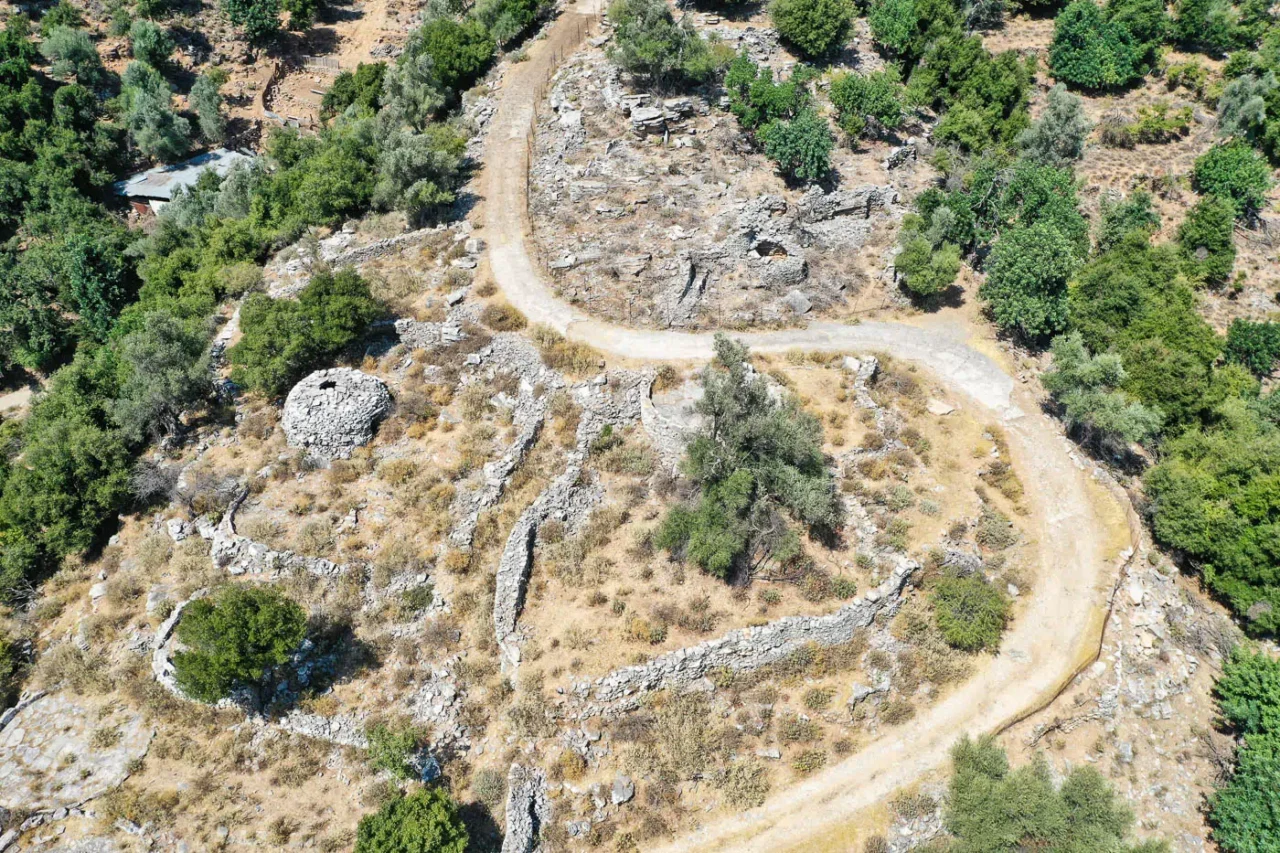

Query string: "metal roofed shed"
[113, 149, 255, 214]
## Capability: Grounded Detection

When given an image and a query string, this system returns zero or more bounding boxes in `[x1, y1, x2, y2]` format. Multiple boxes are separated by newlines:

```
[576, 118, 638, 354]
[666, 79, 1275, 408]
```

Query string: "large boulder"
[281, 368, 392, 459]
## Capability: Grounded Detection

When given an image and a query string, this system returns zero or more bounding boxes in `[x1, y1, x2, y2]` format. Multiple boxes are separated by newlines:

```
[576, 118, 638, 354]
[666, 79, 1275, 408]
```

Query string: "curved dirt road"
[480, 7, 1130, 850]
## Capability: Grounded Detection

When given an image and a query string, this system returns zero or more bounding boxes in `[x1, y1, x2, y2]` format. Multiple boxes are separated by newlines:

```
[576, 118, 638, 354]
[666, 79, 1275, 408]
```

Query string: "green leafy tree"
[1042, 333, 1164, 448]
[473, 0, 549, 46]
[323, 62, 387, 118]
[829, 68, 904, 137]
[1193, 141, 1273, 218]
[1216, 73, 1277, 144]
[190, 70, 228, 143]
[380, 52, 448, 131]
[654, 335, 842, 580]
[282, 0, 319, 30]
[1174, 0, 1238, 56]
[129, 20, 174, 66]
[108, 311, 211, 442]
[372, 124, 467, 220]
[411, 18, 494, 95]
[39, 26, 106, 88]
[1177, 195, 1237, 284]
[932, 575, 1010, 652]
[770, 0, 854, 58]
[39, 1, 85, 36]
[981, 222, 1079, 340]
[121, 61, 191, 162]
[229, 268, 380, 395]
[759, 109, 833, 183]
[1146, 398, 1280, 635]
[1095, 190, 1160, 254]
[724, 53, 811, 131]
[1225, 320, 1280, 377]
[355, 787, 468, 853]
[947, 735, 1166, 852]
[896, 210, 962, 299]
[1050, 0, 1143, 90]
[868, 0, 916, 55]
[607, 0, 715, 90]
[221, 0, 282, 41]
[1019, 84, 1091, 167]
[173, 585, 307, 702]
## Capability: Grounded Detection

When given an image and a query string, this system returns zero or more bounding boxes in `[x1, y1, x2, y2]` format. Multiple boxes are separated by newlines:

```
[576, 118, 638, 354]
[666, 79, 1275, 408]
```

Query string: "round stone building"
[281, 368, 392, 459]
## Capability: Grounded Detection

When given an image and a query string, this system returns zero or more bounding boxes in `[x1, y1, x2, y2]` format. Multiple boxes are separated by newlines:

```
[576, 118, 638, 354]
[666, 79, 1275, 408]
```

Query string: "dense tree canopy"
[1210, 647, 1280, 852]
[770, 0, 854, 59]
[173, 585, 308, 702]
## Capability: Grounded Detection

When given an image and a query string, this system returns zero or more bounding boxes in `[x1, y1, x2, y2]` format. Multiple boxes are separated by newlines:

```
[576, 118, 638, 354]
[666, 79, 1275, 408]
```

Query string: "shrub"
[1048, 0, 1142, 90]
[366, 719, 425, 780]
[719, 761, 770, 808]
[607, 0, 717, 90]
[1018, 84, 1091, 167]
[472, 767, 506, 809]
[39, 26, 106, 87]
[770, 0, 855, 59]
[121, 61, 191, 163]
[172, 585, 307, 702]
[1130, 101, 1192, 143]
[1178, 195, 1237, 284]
[1173, 0, 1237, 56]
[981, 222, 1079, 340]
[480, 302, 527, 331]
[867, 0, 916, 55]
[792, 749, 827, 774]
[931, 575, 1010, 652]
[759, 109, 833, 184]
[829, 68, 904, 137]
[1193, 142, 1273, 217]
[1225, 320, 1280, 377]
[946, 736, 1156, 849]
[895, 228, 961, 299]
[1216, 73, 1277, 144]
[355, 787, 468, 853]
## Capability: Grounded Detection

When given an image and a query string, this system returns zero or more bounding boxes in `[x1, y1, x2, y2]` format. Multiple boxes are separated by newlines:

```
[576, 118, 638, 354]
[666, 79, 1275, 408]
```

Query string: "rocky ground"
[527, 27, 933, 330]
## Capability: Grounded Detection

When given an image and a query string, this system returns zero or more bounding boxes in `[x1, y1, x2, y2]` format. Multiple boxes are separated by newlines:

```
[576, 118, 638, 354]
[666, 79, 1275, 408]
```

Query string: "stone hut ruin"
[281, 368, 392, 459]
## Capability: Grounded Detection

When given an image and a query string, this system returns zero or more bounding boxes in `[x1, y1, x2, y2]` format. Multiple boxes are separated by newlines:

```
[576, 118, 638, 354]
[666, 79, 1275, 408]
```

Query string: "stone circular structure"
[281, 368, 392, 459]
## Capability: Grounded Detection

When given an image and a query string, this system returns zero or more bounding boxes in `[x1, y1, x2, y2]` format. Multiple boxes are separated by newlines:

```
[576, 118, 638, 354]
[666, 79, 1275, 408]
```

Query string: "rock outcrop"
[282, 368, 392, 460]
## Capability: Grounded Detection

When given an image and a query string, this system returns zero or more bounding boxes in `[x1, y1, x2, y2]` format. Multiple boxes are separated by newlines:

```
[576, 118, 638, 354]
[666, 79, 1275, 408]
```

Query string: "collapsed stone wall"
[493, 373, 649, 660]
[500, 764, 551, 853]
[205, 489, 347, 578]
[570, 562, 916, 710]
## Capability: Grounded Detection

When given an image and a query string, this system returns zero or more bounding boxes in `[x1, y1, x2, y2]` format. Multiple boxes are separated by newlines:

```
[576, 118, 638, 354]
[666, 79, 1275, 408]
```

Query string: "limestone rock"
[281, 368, 392, 460]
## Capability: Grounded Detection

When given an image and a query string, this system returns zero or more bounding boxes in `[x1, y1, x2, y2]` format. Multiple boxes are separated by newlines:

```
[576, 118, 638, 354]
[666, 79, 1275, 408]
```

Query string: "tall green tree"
[981, 222, 1079, 340]
[770, 0, 854, 59]
[654, 335, 842, 580]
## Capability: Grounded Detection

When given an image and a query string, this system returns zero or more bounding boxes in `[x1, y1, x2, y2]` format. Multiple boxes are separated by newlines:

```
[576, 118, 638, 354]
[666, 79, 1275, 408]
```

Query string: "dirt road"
[479, 6, 1131, 849]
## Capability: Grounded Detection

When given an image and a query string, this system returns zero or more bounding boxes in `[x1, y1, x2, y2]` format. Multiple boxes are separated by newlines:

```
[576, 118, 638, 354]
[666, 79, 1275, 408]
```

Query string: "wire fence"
[523, 9, 604, 218]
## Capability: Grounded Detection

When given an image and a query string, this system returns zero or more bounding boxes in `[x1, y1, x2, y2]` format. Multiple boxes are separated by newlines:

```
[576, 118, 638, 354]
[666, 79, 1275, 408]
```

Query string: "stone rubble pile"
[203, 489, 347, 578]
[281, 368, 393, 461]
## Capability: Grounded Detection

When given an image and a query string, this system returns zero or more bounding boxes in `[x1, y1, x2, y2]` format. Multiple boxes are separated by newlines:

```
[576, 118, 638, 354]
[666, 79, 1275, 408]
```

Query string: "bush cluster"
[1209, 647, 1280, 852]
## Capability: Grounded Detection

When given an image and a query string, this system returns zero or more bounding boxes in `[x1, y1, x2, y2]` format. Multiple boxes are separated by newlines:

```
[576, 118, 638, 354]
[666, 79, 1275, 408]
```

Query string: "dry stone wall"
[500, 765, 551, 853]
[572, 562, 916, 709]
[493, 374, 649, 659]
